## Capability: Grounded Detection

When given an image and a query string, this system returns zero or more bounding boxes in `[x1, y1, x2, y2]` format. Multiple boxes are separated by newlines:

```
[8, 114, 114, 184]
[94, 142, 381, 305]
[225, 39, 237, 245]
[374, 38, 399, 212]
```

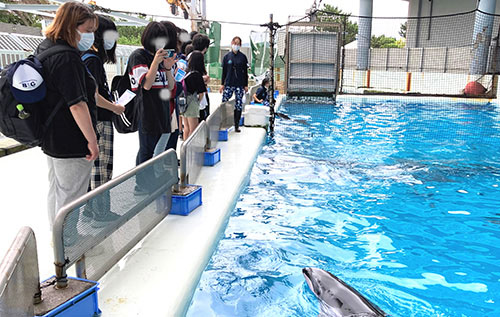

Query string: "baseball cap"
[8, 59, 46, 104]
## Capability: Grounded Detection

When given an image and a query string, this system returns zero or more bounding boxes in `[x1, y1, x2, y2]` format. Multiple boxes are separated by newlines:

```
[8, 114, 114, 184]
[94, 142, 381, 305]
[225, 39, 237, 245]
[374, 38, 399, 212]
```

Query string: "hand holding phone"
[164, 49, 176, 58]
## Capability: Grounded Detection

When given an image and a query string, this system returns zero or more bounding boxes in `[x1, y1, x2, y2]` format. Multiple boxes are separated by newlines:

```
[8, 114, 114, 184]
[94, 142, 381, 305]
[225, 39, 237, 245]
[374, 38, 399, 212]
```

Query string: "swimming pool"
[187, 99, 500, 316]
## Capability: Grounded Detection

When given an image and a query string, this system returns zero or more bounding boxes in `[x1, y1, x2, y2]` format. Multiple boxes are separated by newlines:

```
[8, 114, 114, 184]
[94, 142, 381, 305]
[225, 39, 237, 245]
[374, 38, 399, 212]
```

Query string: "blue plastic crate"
[171, 185, 202, 216]
[204, 148, 221, 166]
[219, 129, 229, 141]
[37, 276, 101, 317]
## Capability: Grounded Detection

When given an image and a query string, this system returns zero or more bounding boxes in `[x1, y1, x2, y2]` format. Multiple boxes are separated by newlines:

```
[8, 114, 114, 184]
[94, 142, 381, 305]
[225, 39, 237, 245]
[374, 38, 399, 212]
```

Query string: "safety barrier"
[179, 121, 208, 187]
[205, 104, 222, 150]
[0, 227, 41, 317]
[52, 149, 178, 288]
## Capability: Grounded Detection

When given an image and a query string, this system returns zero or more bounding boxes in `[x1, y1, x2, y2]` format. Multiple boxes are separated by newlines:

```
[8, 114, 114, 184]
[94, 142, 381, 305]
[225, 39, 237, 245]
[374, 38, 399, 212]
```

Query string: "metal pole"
[269, 14, 276, 135]
[190, 0, 199, 32]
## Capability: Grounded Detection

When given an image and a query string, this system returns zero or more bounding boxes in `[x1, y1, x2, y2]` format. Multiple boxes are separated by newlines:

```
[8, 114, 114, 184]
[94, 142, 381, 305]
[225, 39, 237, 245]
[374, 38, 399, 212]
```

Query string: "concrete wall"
[406, 0, 476, 48]
[343, 46, 473, 73]
[341, 69, 493, 96]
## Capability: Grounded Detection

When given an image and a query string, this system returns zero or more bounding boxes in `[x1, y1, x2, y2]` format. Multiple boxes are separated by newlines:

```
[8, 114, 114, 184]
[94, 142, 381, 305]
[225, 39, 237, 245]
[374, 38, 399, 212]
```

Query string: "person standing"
[180, 51, 207, 140]
[128, 21, 177, 166]
[82, 15, 125, 190]
[81, 15, 125, 226]
[220, 36, 248, 132]
[36, 1, 98, 227]
[192, 34, 211, 121]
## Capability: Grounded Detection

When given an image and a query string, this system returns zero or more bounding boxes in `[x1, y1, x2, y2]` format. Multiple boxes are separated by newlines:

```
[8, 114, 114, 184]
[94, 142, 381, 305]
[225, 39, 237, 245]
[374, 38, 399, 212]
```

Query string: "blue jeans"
[136, 123, 161, 166]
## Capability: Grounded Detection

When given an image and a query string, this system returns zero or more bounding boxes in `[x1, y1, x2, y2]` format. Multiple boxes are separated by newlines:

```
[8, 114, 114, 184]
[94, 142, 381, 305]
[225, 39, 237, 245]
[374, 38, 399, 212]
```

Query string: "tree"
[371, 35, 404, 48]
[0, 0, 49, 28]
[317, 4, 358, 45]
[399, 22, 407, 38]
[117, 25, 145, 46]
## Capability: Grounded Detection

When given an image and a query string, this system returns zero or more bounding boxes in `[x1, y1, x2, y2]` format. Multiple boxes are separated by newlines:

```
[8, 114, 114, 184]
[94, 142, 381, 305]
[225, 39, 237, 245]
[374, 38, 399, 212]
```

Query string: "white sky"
[95, 0, 409, 44]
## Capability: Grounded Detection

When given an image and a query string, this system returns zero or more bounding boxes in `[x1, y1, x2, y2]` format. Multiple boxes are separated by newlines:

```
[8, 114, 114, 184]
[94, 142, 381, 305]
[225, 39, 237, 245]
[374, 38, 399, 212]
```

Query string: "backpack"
[81, 52, 113, 101]
[177, 75, 189, 114]
[110, 63, 142, 134]
[0, 45, 77, 146]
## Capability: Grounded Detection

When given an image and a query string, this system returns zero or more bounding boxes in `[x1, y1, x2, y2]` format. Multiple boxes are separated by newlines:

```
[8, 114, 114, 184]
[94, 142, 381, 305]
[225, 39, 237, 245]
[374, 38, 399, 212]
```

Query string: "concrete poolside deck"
[0, 93, 268, 316]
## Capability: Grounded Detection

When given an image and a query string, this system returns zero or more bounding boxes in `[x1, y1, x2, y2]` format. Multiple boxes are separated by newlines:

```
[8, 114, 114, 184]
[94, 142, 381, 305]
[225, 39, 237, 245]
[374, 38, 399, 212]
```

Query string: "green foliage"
[371, 35, 405, 48]
[117, 25, 145, 46]
[317, 4, 358, 45]
[0, 6, 41, 28]
[399, 22, 407, 38]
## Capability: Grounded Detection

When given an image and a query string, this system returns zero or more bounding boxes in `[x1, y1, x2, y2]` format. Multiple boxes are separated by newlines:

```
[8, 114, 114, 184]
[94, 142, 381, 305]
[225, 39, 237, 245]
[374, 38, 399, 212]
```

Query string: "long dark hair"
[187, 51, 206, 75]
[261, 78, 270, 88]
[141, 21, 175, 52]
[93, 15, 117, 64]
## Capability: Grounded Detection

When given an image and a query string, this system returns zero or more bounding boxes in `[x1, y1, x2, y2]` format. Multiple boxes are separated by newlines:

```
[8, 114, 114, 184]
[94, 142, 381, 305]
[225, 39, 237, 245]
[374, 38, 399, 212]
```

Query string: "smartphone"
[164, 49, 175, 58]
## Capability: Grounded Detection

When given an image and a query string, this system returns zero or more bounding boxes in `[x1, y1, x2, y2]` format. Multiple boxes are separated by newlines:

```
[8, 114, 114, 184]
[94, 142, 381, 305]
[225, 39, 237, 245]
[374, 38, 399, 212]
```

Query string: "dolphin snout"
[302, 267, 312, 279]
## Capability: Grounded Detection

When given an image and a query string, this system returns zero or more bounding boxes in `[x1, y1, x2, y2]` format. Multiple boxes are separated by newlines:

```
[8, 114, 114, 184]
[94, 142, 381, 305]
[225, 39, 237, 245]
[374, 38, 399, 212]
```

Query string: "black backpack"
[110, 63, 142, 134]
[0, 45, 76, 146]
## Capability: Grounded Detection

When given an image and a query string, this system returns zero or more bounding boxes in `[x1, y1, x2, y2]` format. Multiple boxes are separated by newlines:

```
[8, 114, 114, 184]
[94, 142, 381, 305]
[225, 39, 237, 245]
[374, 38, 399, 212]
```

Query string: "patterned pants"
[222, 86, 244, 111]
[90, 121, 114, 190]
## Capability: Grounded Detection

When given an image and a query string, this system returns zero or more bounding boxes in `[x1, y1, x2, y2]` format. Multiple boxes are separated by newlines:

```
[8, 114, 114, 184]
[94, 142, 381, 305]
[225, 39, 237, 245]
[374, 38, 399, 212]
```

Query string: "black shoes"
[234, 109, 242, 133]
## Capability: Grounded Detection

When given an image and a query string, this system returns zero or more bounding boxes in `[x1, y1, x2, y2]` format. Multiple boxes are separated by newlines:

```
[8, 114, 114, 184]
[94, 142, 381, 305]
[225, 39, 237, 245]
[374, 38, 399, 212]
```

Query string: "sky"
[94, 0, 409, 44]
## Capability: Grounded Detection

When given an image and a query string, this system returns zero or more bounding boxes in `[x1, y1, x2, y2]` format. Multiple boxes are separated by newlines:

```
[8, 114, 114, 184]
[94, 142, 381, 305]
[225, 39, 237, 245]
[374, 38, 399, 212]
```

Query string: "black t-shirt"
[83, 50, 113, 121]
[36, 39, 97, 158]
[255, 86, 268, 102]
[184, 71, 207, 95]
[128, 48, 171, 134]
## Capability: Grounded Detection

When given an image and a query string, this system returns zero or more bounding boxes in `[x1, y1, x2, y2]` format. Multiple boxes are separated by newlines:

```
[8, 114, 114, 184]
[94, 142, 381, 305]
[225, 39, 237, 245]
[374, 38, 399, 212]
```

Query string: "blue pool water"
[187, 100, 500, 317]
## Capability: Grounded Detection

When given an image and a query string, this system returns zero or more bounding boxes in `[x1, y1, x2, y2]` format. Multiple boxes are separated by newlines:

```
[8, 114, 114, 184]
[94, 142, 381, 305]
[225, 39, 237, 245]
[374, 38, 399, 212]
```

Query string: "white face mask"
[103, 39, 116, 50]
[232, 44, 240, 52]
[77, 30, 94, 51]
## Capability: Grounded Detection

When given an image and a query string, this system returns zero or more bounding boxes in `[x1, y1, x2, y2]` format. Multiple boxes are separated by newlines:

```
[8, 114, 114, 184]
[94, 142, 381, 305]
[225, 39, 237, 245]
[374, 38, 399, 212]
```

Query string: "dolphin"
[303, 267, 387, 317]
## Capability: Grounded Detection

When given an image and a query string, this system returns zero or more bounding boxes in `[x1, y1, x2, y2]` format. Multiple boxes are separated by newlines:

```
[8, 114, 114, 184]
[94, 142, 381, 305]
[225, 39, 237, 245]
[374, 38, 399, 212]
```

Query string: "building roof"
[0, 22, 42, 36]
[0, 32, 43, 51]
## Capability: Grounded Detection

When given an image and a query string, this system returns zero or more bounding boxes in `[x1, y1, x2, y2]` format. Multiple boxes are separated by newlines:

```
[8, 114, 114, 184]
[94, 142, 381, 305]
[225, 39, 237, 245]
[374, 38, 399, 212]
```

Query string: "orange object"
[406, 72, 412, 92]
[464, 81, 486, 96]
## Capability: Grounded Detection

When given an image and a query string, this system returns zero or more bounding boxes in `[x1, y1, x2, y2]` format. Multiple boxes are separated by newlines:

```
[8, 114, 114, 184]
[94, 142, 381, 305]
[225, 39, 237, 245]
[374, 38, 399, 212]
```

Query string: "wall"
[406, 0, 476, 48]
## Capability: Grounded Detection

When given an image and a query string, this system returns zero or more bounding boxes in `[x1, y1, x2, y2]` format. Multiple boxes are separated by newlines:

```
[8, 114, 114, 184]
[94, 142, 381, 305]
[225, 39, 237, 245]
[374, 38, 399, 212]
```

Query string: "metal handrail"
[179, 121, 208, 187]
[0, 227, 40, 317]
[53, 149, 178, 288]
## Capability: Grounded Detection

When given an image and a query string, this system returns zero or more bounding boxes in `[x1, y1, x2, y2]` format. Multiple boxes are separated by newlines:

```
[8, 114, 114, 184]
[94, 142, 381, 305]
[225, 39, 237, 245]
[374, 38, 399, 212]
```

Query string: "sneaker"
[81, 207, 94, 223]
[91, 211, 121, 228]
[134, 186, 149, 196]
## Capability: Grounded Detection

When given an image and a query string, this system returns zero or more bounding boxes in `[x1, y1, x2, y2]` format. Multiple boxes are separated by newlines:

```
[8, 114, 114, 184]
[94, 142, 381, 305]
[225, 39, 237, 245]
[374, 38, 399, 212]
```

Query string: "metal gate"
[285, 21, 341, 97]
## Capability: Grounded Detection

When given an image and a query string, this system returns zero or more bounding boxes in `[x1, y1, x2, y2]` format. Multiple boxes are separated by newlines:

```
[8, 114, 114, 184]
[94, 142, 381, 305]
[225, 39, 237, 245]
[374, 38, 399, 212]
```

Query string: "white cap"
[11, 63, 43, 91]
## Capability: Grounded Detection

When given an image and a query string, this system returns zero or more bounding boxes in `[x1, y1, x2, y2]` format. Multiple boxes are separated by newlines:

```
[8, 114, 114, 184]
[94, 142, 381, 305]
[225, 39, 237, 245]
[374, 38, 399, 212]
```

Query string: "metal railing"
[0, 49, 29, 68]
[0, 227, 41, 317]
[53, 149, 178, 288]
[179, 121, 208, 187]
[205, 104, 222, 150]
[220, 100, 235, 129]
